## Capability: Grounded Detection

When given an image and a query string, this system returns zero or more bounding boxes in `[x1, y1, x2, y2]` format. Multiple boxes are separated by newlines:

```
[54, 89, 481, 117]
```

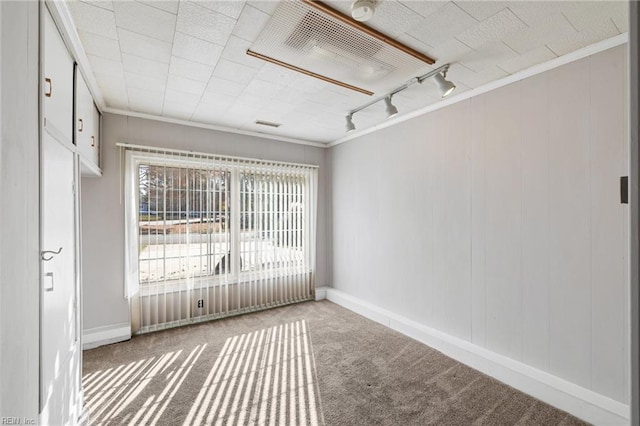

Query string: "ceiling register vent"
[255, 120, 282, 128]
[247, 0, 435, 96]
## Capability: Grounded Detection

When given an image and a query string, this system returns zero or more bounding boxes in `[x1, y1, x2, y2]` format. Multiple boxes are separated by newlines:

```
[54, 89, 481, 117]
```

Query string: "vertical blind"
[121, 144, 318, 334]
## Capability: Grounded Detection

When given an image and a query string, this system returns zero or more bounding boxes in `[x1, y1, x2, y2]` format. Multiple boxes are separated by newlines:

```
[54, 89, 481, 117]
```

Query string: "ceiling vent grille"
[255, 120, 282, 128]
[248, 0, 435, 96]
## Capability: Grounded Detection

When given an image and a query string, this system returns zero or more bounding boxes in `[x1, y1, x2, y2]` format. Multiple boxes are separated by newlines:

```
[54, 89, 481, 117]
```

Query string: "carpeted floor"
[82, 300, 588, 425]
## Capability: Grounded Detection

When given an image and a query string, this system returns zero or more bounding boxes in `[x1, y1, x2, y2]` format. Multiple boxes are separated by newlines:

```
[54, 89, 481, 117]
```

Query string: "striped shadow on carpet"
[82, 320, 323, 425]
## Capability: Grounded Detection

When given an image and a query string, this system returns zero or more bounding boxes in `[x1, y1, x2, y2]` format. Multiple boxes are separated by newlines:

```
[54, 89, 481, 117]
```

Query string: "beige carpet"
[82, 300, 588, 425]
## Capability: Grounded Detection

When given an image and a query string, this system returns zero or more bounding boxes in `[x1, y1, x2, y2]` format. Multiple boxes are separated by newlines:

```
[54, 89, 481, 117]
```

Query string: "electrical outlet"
[197, 299, 204, 308]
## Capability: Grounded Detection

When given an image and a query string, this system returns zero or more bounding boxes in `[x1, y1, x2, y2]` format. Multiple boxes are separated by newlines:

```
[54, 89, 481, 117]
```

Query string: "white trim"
[104, 107, 329, 148]
[324, 288, 631, 426]
[82, 323, 131, 350]
[315, 286, 328, 301]
[329, 33, 629, 148]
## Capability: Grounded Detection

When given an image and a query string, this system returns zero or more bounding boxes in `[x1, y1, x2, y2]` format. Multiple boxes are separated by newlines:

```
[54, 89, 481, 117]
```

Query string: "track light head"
[351, 0, 376, 22]
[384, 96, 398, 118]
[345, 114, 356, 132]
[433, 72, 456, 98]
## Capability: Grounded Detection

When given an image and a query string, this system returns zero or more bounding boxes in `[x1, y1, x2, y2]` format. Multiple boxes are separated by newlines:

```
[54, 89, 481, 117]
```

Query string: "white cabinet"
[43, 8, 74, 143]
[75, 68, 101, 173]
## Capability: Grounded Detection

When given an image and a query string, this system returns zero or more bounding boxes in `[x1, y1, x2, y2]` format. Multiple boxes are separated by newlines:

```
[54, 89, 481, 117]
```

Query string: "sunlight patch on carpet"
[82, 320, 322, 425]
[183, 320, 321, 426]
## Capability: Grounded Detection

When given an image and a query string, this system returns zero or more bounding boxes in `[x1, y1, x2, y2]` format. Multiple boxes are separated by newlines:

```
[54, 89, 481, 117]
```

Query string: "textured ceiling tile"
[234, 93, 271, 108]
[448, 63, 508, 88]
[86, 54, 124, 77]
[286, 75, 332, 94]
[273, 88, 311, 105]
[128, 88, 164, 115]
[504, 13, 576, 55]
[199, 91, 237, 108]
[561, 1, 627, 32]
[321, 1, 352, 17]
[259, 99, 298, 117]
[162, 102, 197, 120]
[456, 8, 527, 49]
[612, 13, 628, 33]
[139, 1, 179, 15]
[124, 71, 166, 93]
[498, 46, 557, 75]
[459, 41, 518, 72]
[169, 57, 214, 82]
[172, 32, 224, 66]
[425, 37, 474, 66]
[192, 0, 245, 19]
[113, 1, 176, 42]
[507, 1, 566, 27]
[80, 0, 114, 12]
[68, 1, 117, 39]
[176, 2, 236, 45]
[118, 28, 172, 63]
[232, 5, 270, 42]
[245, 79, 285, 97]
[96, 76, 129, 106]
[164, 89, 202, 107]
[454, 1, 508, 21]
[212, 59, 259, 85]
[247, 0, 280, 16]
[221, 36, 265, 70]
[167, 75, 207, 95]
[77, 30, 121, 61]
[396, 33, 433, 54]
[228, 101, 263, 119]
[122, 53, 169, 80]
[313, 89, 353, 110]
[394, 91, 439, 110]
[365, 1, 424, 38]
[205, 77, 246, 96]
[255, 64, 301, 86]
[191, 102, 231, 123]
[407, 2, 478, 47]
[547, 19, 620, 56]
[399, 1, 448, 19]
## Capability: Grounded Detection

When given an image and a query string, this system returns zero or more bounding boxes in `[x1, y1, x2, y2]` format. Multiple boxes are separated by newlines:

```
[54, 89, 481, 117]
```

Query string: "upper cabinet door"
[75, 68, 101, 174]
[44, 8, 74, 144]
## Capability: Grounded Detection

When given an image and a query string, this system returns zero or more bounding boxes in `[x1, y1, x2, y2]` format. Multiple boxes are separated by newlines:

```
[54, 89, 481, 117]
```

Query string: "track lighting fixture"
[384, 96, 398, 118]
[432, 71, 456, 98]
[351, 0, 377, 22]
[345, 64, 456, 133]
[345, 114, 356, 132]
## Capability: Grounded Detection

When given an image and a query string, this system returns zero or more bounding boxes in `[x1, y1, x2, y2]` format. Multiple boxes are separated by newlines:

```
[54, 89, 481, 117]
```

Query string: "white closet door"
[40, 131, 79, 425]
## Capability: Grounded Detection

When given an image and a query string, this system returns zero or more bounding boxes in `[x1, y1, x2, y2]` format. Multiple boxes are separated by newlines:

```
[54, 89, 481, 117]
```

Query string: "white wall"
[0, 1, 40, 420]
[330, 45, 629, 405]
[81, 114, 330, 332]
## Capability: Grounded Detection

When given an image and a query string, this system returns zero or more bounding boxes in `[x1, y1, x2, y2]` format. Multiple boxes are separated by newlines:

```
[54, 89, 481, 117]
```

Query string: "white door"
[40, 132, 80, 425]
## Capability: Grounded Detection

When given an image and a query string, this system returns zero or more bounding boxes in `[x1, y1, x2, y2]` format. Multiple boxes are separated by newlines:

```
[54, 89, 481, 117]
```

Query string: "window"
[123, 146, 318, 331]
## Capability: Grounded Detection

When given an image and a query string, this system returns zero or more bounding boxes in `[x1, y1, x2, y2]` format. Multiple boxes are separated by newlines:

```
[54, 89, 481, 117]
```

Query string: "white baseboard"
[324, 288, 630, 426]
[315, 286, 328, 301]
[83, 322, 131, 350]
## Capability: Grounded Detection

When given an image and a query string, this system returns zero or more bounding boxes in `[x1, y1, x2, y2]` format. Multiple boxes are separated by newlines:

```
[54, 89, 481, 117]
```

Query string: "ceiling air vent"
[247, 0, 435, 96]
[255, 120, 282, 128]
